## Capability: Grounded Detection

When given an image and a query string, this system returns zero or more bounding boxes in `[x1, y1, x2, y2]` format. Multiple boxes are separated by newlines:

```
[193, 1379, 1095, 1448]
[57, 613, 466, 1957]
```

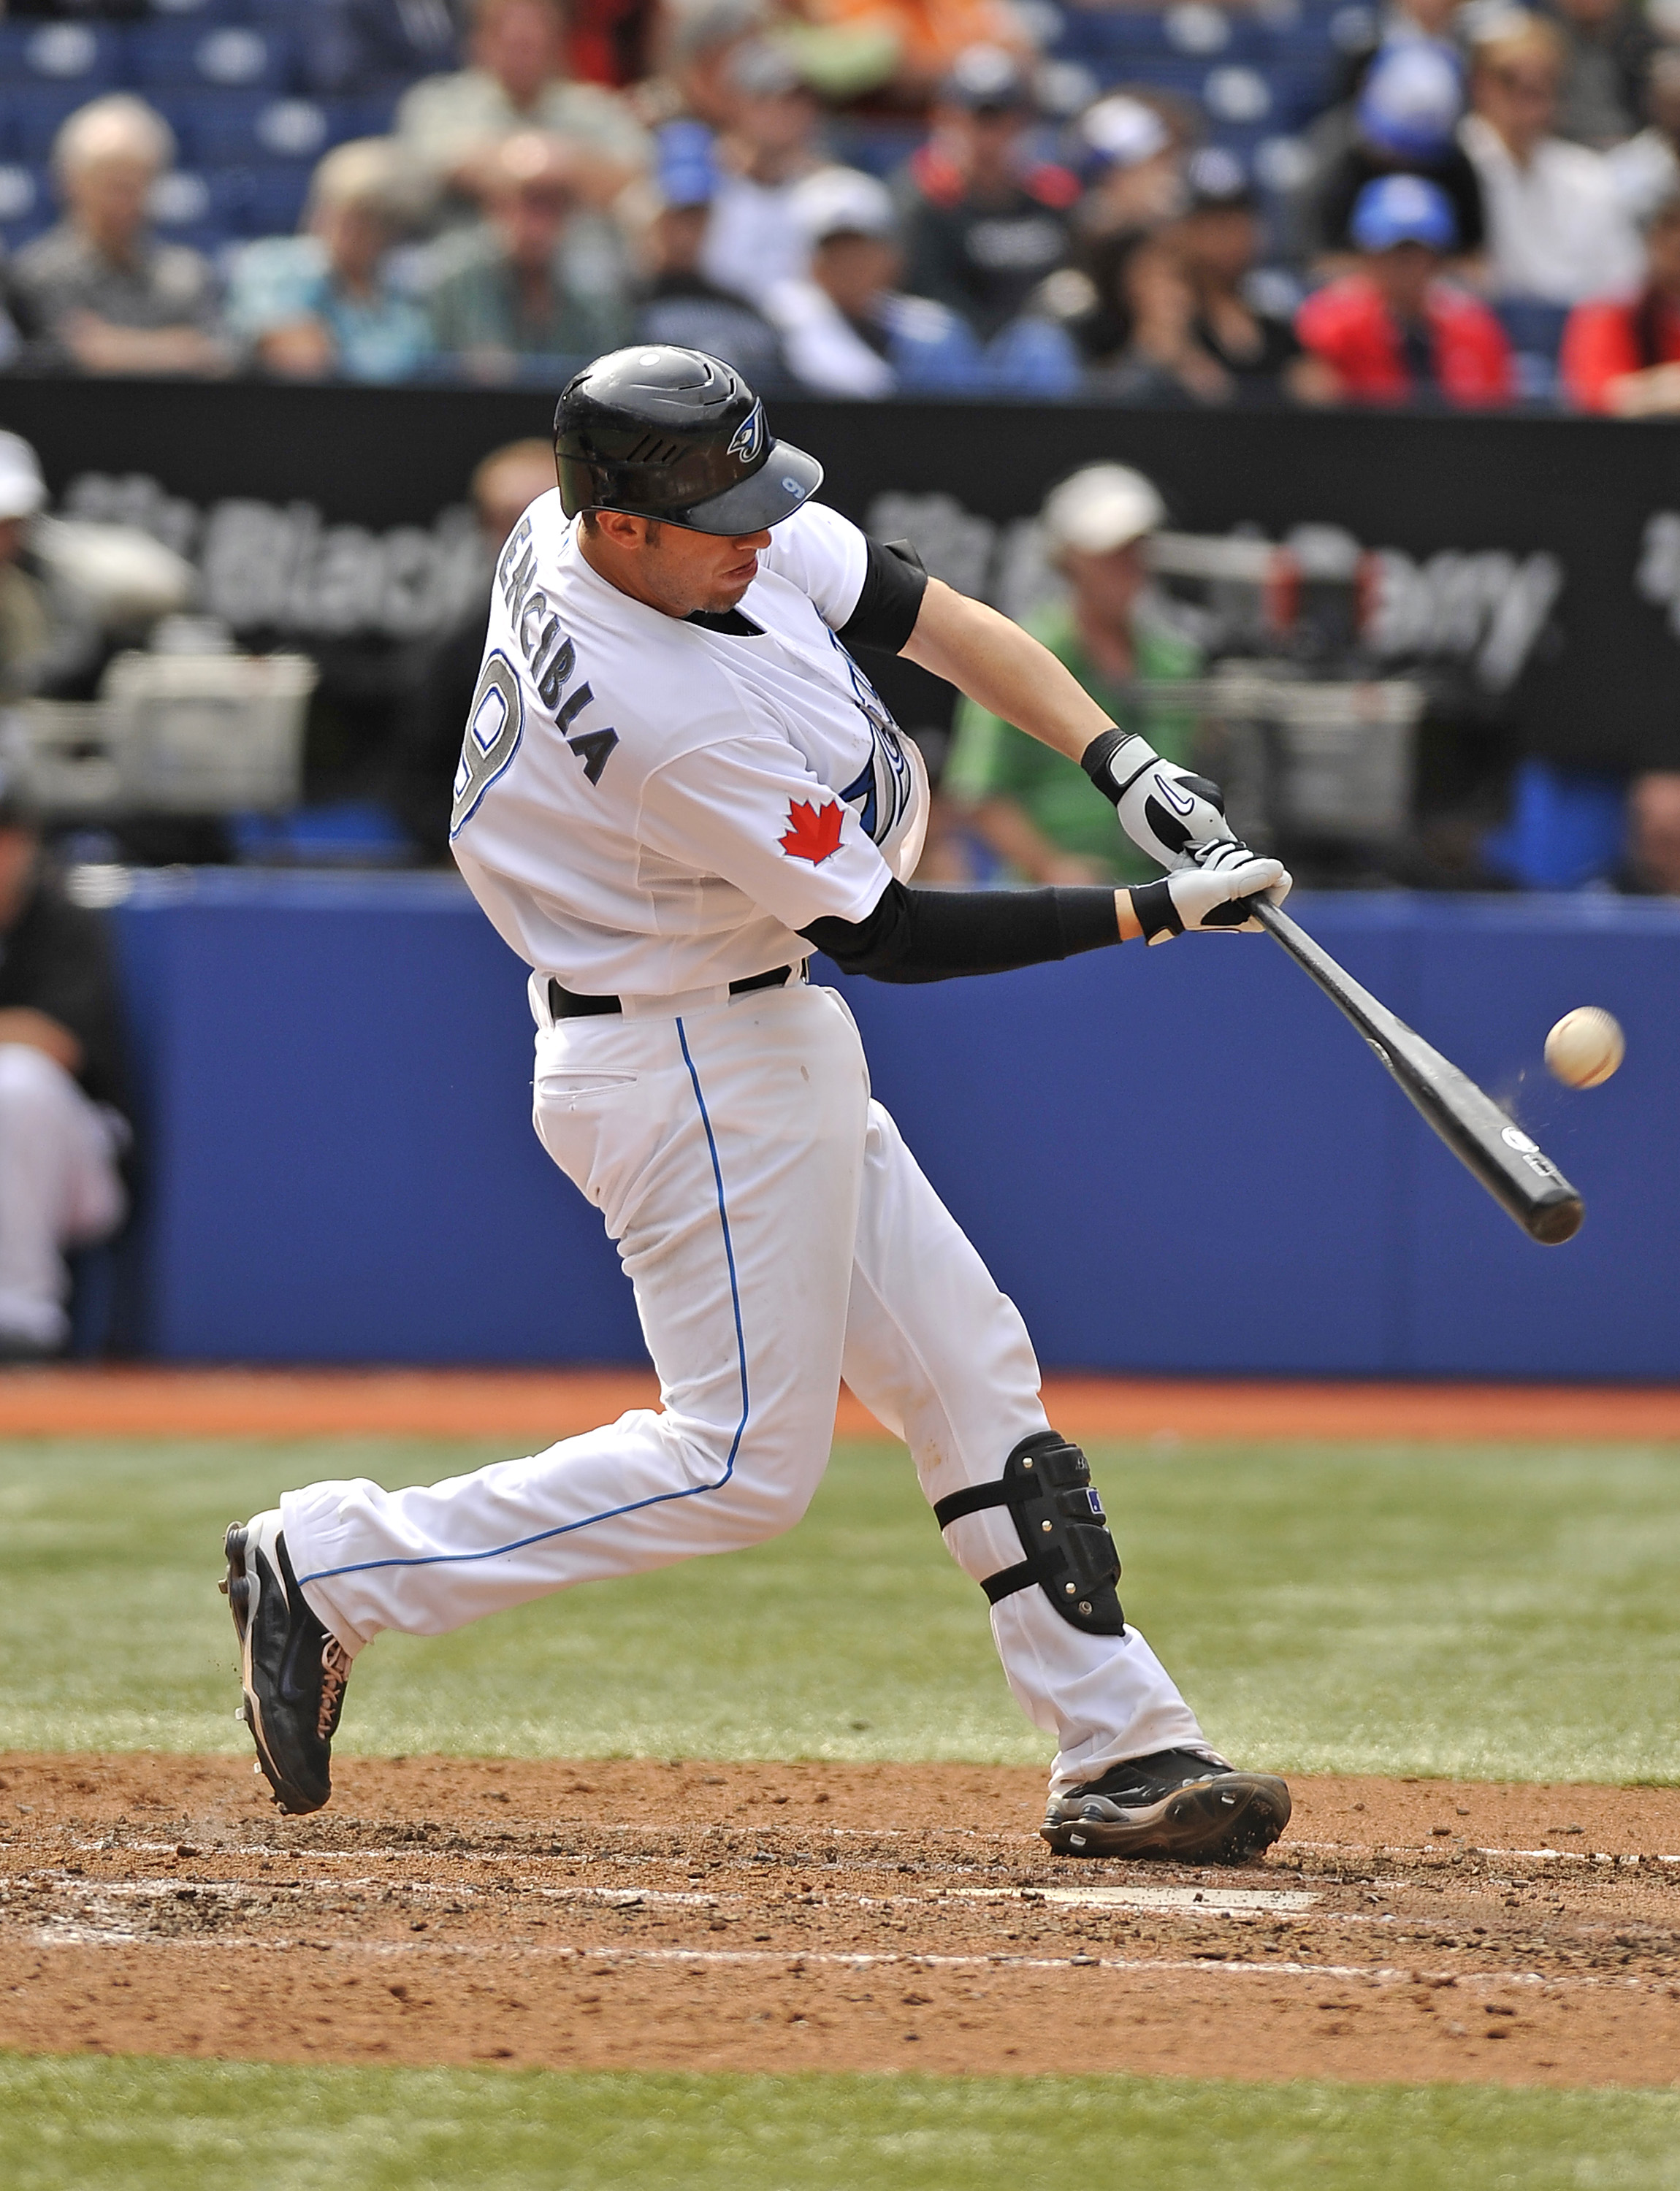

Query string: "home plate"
[954, 1886, 1318, 1914]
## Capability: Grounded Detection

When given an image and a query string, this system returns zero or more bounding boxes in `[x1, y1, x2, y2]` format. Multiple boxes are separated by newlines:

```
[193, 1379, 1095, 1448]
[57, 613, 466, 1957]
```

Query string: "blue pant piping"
[296, 1015, 749, 1586]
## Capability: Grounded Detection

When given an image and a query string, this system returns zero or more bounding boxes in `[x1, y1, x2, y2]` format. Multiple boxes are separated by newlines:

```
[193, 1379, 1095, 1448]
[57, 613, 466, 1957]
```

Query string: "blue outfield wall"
[110, 874, 1680, 1379]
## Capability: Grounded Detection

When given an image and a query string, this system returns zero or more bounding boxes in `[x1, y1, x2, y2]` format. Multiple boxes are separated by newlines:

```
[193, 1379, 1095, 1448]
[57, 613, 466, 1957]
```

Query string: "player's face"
[632, 521, 773, 615]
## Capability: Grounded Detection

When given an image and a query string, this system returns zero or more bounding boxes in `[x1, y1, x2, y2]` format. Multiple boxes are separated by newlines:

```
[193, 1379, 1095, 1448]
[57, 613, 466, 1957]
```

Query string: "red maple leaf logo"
[779, 797, 844, 865]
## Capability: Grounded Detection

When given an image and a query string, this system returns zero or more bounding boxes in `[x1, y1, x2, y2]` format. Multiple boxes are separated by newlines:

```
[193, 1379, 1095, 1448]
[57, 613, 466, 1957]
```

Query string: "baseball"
[1544, 1006, 1624, 1089]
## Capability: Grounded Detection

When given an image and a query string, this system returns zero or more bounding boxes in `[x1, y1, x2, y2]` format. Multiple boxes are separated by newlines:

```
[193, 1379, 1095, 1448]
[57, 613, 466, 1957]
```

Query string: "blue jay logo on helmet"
[727, 403, 765, 465]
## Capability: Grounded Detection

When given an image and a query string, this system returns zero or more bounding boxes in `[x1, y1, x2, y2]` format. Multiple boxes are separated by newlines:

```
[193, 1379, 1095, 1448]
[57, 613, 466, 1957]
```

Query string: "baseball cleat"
[1041, 1748, 1291, 1864]
[222, 1510, 350, 1816]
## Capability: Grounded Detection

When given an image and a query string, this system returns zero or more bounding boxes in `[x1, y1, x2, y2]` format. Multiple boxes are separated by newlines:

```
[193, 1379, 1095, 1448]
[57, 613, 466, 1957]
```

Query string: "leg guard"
[933, 1430, 1125, 1636]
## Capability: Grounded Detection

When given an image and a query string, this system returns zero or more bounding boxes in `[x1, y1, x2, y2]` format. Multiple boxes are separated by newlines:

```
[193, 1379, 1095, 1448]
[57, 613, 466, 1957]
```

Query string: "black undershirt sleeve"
[801, 880, 1120, 984]
[833, 538, 929, 655]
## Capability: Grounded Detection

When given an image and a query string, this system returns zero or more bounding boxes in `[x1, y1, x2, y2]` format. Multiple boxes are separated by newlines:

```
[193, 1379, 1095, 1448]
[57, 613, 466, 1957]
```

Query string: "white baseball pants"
[284, 979, 1208, 1793]
[0, 1041, 126, 1350]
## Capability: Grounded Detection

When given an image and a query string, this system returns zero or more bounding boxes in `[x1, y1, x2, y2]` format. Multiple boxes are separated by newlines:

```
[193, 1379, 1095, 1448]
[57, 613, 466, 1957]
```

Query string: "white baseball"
[1544, 1006, 1624, 1089]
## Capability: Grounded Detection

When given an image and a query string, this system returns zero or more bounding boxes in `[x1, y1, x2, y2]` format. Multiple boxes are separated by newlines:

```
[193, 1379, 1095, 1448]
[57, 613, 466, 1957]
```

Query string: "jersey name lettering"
[495, 511, 619, 781]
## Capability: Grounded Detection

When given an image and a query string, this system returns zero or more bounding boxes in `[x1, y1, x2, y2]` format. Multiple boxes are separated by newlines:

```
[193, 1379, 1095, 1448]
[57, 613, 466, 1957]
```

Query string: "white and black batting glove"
[1129, 844, 1291, 944]
[1081, 727, 1243, 870]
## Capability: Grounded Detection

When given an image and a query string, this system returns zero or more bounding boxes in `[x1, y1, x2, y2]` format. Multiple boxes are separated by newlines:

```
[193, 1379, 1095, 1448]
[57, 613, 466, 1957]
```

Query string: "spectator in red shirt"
[1296, 174, 1514, 405]
[1561, 193, 1680, 415]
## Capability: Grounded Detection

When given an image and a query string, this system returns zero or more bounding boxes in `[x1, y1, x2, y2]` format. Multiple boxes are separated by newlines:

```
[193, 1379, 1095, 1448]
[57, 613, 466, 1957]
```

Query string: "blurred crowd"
[5, 0, 1680, 408]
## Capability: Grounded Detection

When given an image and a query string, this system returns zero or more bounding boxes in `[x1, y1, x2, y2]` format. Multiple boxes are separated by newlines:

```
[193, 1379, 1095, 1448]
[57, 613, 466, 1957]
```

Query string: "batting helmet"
[553, 346, 822, 535]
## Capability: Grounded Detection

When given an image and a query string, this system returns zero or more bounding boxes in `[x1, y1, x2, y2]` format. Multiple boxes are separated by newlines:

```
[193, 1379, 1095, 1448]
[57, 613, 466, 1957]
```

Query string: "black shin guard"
[933, 1431, 1125, 1635]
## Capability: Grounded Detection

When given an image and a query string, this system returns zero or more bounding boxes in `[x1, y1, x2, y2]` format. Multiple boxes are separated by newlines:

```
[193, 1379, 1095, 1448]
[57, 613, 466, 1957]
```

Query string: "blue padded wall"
[109, 876, 1680, 1377]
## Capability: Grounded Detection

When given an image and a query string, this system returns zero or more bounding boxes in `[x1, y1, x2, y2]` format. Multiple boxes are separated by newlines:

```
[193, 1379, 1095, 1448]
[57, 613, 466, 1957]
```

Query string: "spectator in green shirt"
[942, 463, 1202, 884]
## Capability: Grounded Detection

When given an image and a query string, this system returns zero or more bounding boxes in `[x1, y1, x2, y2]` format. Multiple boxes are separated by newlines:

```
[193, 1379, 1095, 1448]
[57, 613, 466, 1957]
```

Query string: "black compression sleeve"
[834, 538, 928, 655]
[801, 881, 1119, 984]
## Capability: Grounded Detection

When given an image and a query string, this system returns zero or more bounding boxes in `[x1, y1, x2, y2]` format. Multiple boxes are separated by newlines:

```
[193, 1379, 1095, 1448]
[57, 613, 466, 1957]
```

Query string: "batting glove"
[1081, 727, 1236, 868]
[1129, 844, 1291, 944]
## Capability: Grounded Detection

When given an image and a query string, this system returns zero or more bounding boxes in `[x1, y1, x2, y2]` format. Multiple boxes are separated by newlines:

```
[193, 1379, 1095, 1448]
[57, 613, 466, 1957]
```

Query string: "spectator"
[698, 42, 830, 305]
[652, 0, 770, 131]
[396, 0, 649, 208]
[1561, 192, 1680, 413]
[896, 45, 1081, 387]
[389, 437, 557, 860]
[1076, 93, 1185, 242]
[763, 166, 983, 394]
[802, 0, 1033, 104]
[1083, 229, 1237, 403]
[943, 463, 1201, 886]
[1297, 175, 1514, 405]
[11, 96, 228, 378]
[1549, 0, 1653, 150]
[424, 130, 632, 376]
[0, 773, 129, 1363]
[1175, 150, 1337, 404]
[1312, 43, 1486, 262]
[299, 0, 464, 98]
[1608, 49, 1680, 223]
[1622, 771, 1680, 891]
[226, 140, 435, 385]
[631, 124, 786, 381]
[1460, 15, 1642, 303]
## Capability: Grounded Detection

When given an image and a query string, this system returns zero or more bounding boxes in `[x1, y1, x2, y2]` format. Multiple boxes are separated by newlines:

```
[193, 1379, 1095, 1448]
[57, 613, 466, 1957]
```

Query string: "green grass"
[3, 2056, 1680, 2191]
[0, 1437, 1676, 1781]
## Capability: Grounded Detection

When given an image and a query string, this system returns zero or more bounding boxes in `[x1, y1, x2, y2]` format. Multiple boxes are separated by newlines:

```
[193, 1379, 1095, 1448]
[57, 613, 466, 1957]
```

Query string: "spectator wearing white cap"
[11, 95, 229, 378]
[1461, 13, 1642, 302]
[763, 166, 985, 394]
[942, 463, 1203, 887]
[225, 139, 436, 384]
[1076, 93, 1185, 241]
[1309, 43, 1486, 263]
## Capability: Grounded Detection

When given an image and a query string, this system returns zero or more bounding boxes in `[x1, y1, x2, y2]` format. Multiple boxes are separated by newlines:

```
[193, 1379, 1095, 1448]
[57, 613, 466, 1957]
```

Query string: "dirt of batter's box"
[1, 1754, 1677, 2088]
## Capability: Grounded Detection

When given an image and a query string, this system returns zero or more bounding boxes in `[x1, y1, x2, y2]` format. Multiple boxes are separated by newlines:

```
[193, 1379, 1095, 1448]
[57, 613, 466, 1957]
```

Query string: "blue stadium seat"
[147, 0, 257, 20]
[125, 20, 297, 94]
[0, 21, 124, 91]
[0, 164, 53, 253]
[147, 164, 246, 248]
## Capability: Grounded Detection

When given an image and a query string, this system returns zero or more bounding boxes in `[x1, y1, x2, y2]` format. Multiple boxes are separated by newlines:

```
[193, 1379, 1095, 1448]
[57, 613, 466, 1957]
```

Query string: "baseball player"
[224, 346, 1293, 1864]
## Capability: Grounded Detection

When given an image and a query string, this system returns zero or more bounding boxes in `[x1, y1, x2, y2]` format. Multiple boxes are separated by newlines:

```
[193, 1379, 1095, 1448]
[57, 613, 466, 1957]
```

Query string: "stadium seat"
[125, 20, 297, 94]
[1496, 299, 1571, 404]
[146, 164, 246, 248]
[0, 21, 123, 91]
[0, 164, 53, 253]
[147, 0, 257, 19]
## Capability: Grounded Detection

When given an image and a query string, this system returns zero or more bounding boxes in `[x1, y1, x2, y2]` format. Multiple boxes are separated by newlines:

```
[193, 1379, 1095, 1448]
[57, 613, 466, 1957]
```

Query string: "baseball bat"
[1252, 901, 1584, 1246]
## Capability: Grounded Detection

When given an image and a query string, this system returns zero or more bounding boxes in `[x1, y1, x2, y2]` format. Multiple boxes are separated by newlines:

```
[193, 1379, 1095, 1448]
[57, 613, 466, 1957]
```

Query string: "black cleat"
[222, 1510, 350, 1817]
[1041, 1748, 1291, 1864]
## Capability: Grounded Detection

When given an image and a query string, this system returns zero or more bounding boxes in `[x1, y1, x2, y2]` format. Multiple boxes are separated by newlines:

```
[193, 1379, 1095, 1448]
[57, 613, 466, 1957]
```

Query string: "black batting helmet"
[553, 346, 822, 535]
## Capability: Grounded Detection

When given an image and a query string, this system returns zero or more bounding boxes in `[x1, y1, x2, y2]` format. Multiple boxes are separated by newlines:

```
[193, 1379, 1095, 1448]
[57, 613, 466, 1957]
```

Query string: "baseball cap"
[656, 120, 717, 209]
[1356, 42, 1464, 159]
[1184, 144, 1254, 210]
[1080, 92, 1172, 169]
[939, 42, 1033, 113]
[1350, 171, 1459, 251]
[0, 432, 46, 522]
[793, 165, 896, 245]
[1042, 463, 1166, 556]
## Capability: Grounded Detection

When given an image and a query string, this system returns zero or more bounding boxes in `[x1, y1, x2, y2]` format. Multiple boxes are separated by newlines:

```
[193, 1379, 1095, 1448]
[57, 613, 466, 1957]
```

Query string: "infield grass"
[4, 2055, 1680, 2191]
[0, 1435, 1676, 1781]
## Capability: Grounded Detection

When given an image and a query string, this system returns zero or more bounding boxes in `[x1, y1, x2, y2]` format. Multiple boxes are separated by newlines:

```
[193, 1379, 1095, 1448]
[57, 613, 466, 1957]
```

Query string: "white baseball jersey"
[450, 492, 929, 998]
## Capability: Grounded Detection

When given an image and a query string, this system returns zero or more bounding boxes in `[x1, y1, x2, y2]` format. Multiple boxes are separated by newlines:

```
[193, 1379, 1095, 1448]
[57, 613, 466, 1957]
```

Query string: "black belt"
[547, 965, 795, 1020]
